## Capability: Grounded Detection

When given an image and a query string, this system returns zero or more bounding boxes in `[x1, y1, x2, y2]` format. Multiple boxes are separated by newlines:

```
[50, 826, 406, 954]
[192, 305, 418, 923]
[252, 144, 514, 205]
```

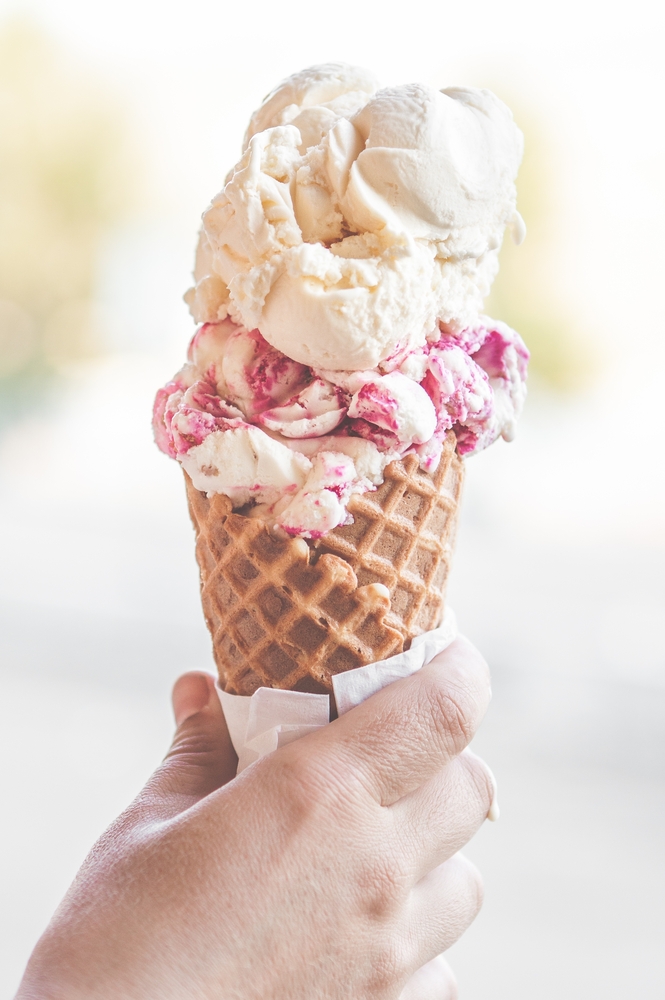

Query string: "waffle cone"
[185, 429, 464, 695]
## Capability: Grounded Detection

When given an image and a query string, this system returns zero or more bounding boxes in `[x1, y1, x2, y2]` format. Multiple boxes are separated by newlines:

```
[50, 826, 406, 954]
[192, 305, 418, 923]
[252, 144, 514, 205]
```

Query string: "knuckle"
[357, 852, 410, 922]
[425, 681, 475, 755]
[363, 933, 413, 996]
[271, 748, 361, 817]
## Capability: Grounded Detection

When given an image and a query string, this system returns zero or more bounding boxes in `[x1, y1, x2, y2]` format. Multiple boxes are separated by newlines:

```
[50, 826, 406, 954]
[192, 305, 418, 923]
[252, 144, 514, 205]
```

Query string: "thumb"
[142, 672, 238, 822]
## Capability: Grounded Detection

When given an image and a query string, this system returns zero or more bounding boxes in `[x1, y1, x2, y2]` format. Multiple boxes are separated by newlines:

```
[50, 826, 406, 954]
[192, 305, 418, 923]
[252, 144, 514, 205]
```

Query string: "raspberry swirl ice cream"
[154, 64, 529, 539]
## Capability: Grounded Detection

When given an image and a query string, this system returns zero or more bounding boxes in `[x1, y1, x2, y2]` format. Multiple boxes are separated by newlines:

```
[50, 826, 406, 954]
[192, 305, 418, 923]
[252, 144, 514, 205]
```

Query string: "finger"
[407, 854, 483, 965]
[139, 672, 238, 823]
[400, 954, 458, 1000]
[392, 750, 495, 879]
[309, 636, 491, 805]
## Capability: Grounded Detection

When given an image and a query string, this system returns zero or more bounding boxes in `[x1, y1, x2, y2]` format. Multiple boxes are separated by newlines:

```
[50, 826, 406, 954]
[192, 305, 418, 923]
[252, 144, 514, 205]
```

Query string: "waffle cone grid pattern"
[185, 430, 464, 695]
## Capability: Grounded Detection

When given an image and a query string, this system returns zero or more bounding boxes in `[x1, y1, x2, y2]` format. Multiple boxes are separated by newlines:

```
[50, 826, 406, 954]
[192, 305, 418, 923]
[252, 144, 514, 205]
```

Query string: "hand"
[17, 636, 494, 1000]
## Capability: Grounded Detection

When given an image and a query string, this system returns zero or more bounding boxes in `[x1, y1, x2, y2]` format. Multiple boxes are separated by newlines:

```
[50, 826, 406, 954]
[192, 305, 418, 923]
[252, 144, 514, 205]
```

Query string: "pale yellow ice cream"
[186, 63, 524, 371]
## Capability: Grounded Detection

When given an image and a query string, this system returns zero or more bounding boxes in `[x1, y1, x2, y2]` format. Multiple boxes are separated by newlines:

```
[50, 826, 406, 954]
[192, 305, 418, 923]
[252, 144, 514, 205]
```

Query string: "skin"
[16, 636, 495, 1000]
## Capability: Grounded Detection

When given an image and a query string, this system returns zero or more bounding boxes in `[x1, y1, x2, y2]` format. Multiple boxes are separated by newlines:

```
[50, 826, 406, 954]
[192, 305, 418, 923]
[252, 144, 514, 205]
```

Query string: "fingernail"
[461, 748, 500, 821]
[487, 767, 500, 822]
[172, 673, 213, 726]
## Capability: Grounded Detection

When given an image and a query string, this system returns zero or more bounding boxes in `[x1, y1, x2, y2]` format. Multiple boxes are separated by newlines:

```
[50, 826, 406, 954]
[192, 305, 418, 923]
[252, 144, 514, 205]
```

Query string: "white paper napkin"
[217, 607, 457, 773]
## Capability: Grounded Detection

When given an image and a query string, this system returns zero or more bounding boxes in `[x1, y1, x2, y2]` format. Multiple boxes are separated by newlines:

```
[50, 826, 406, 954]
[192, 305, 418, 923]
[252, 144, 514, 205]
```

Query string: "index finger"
[312, 635, 491, 806]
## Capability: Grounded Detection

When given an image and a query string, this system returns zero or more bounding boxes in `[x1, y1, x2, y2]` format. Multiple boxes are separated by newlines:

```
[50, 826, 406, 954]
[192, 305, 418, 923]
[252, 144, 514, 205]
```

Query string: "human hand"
[17, 636, 495, 1000]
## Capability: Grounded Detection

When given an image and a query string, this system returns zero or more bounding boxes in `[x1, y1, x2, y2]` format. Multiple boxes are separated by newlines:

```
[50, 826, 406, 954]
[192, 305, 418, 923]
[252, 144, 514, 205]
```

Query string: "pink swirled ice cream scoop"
[153, 64, 529, 538]
[258, 378, 349, 438]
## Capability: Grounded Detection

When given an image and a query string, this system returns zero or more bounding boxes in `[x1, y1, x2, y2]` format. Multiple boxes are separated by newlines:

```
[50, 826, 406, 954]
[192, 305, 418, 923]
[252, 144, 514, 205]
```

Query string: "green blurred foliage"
[486, 104, 596, 391]
[0, 18, 137, 382]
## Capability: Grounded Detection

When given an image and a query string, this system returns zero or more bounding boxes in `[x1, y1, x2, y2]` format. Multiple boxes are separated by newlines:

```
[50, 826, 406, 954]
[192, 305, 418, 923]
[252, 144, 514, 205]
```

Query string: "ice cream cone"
[185, 429, 464, 696]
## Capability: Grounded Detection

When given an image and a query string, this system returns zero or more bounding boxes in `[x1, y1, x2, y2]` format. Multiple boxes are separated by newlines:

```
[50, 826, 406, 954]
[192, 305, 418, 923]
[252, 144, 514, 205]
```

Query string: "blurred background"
[0, 0, 663, 996]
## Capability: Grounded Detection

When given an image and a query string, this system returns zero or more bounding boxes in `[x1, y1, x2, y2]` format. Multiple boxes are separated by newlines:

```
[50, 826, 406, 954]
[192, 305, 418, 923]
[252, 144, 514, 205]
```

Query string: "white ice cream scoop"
[188, 67, 523, 372]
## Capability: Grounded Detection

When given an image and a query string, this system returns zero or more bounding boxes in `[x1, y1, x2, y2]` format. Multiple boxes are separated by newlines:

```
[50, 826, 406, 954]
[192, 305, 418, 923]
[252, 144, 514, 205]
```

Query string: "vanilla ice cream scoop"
[341, 84, 524, 248]
[185, 64, 524, 371]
